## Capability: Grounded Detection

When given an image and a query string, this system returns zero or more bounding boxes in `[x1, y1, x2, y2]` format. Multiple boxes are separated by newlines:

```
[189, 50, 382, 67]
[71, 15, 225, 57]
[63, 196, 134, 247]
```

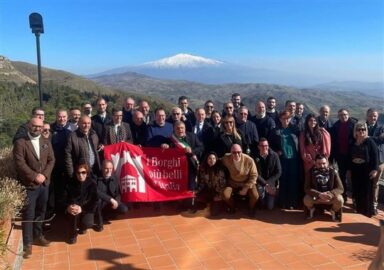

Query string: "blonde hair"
[222, 116, 242, 141]
[353, 121, 368, 139]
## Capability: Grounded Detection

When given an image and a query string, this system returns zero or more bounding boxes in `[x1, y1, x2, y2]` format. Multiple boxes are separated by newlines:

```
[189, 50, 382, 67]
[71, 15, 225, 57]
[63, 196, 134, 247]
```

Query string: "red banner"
[104, 142, 193, 202]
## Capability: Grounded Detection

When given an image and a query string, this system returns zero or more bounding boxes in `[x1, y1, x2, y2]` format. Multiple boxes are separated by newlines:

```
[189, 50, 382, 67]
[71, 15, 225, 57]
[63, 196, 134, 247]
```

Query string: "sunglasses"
[172, 113, 180, 115]
[239, 112, 248, 115]
[224, 121, 234, 124]
[357, 128, 366, 132]
[226, 107, 233, 109]
[205, 105, 214, 108]
[77, 171, 87, 175]
[43, 129, 50, 132]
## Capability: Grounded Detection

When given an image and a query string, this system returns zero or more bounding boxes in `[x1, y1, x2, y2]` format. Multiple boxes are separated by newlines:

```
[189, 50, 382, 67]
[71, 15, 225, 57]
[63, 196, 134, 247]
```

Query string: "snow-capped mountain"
[141, 53, 224, 68]
[89, 53, 339, 86]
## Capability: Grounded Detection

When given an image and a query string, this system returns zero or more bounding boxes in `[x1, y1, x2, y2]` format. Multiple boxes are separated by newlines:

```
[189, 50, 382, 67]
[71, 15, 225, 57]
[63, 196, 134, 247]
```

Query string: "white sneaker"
[307, 208, 315, 219]
[330, 210, 336, 221]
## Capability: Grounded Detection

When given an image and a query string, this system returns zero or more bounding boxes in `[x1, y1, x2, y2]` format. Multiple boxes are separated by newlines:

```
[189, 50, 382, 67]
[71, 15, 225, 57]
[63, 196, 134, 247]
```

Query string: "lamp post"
[29, 13, 44, 107]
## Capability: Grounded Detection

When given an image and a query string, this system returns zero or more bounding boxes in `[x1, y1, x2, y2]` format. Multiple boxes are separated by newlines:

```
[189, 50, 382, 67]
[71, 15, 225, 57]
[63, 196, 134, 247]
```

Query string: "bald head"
[79, 116, 92, 134]
[231, 144, 242, 161]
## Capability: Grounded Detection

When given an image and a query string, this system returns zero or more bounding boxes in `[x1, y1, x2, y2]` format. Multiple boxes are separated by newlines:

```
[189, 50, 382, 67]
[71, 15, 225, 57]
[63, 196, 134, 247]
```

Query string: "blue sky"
[0, 0, 383, 81]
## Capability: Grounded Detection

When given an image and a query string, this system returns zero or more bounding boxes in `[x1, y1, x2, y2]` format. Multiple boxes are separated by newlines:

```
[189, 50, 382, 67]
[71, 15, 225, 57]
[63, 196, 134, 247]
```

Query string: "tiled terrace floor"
[18, 200, 383, 270]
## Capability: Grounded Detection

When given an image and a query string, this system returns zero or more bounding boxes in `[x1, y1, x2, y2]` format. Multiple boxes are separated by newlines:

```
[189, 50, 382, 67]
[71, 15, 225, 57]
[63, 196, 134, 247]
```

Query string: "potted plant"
[0, 147, 26, 266]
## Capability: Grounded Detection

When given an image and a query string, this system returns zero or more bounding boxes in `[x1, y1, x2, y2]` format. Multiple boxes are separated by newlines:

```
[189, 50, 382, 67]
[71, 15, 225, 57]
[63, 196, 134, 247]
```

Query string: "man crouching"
[304, 154, 344, 221]
[222, 144, 259, 217]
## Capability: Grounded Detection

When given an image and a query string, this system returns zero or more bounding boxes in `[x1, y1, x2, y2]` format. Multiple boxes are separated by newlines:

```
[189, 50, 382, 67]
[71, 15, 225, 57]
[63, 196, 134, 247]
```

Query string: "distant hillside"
[313, 81, 383, 98]
[0, 57, 174, 147]
[91, 71, 384, 120]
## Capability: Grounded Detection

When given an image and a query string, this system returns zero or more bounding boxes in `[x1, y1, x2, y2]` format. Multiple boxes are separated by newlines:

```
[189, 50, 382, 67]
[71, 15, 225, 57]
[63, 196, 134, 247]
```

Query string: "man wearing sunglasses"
[222, 144, 259, 218]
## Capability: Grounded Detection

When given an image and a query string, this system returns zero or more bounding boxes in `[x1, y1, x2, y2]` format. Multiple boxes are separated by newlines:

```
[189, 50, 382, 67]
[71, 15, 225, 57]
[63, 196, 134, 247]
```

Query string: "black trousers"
[95, 200, 128, 225]
[22, 184, 49, 246]
[66, 211, 95, 237]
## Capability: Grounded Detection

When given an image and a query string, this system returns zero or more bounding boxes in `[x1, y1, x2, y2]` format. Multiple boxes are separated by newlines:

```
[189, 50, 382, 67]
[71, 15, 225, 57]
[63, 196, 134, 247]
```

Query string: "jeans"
[22, 184, 49, 246]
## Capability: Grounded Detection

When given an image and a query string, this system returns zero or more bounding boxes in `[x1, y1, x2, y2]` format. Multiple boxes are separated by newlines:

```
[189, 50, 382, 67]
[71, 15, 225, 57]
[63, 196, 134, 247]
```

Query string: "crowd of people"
[12, 93, 383, 259]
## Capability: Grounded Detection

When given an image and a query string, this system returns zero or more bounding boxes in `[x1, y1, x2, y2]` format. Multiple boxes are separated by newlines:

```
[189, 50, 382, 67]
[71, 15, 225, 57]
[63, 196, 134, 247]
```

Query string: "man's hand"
[35, 173, 46, 184]
[239, 186, 249, 196]
[369, 170, 378, 179]
[160, 143, 170, 149]
[110, 198, 119, 209]
[184, 147, 192, 154]
[67, 204, 81, 216]
[318, 192, 332, 202]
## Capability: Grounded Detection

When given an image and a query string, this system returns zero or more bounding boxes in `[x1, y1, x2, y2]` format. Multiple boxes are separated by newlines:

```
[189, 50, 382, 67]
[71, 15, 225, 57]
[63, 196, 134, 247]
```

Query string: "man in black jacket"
[254, 138, 281, 210]
[96, 160, 128, 229]
[91, 97, 112, 141]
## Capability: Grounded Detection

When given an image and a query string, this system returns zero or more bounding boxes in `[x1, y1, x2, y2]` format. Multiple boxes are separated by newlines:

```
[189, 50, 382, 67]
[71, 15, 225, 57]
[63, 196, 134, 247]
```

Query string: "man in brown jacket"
[13, 117, 55, 258]
[304, 154, 344, 222]
[222, 144, 259, 217]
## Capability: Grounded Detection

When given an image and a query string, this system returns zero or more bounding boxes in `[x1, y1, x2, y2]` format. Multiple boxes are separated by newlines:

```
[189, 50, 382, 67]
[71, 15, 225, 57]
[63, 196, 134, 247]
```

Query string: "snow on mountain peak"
[142, 53, 224, 68]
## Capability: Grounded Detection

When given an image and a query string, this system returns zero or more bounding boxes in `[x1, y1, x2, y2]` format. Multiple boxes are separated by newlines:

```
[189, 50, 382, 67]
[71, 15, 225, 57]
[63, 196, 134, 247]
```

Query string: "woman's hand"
[369, 170, 378, 179]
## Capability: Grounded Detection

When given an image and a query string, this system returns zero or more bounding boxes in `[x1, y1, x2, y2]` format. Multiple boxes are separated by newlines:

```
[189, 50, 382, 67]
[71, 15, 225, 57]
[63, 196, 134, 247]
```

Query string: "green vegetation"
[0, 81, 173, 148]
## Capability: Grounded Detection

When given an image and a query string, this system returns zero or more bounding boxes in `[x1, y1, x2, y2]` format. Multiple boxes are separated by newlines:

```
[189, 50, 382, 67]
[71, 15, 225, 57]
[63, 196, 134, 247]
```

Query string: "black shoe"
[23, 245, 32, 259]
[227, 207, 235, 214]
[93, 224, 104, 232]
[78, 229, 87, 235]
[68, 235, 77, 244]
[33, 236, 51, 247]
[42, 223, 52, 233]
[248, 208, 256, 218]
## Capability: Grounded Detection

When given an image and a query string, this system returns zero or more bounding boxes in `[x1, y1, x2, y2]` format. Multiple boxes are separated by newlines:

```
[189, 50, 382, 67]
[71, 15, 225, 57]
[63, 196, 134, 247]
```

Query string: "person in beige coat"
[222, 144, 259, 217]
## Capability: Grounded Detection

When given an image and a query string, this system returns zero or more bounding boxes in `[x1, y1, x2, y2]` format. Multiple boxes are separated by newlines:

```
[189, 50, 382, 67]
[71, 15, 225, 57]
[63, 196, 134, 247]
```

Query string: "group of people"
[12, 92, 383, 259]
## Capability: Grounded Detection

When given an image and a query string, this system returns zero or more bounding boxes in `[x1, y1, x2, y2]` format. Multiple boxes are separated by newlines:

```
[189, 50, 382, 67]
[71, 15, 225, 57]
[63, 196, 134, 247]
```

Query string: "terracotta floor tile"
[315, 262, 344, 270]
[262, 241, 287, 254]
[299, 252, 332, 267]
[227, 258, 258, 269]
[137, 237, 162, 248]
[162, 238, 187, 250]
[156, 230, 180, 241]
[329, 253, 369, 267]
[133, 229, 158, 240]
[20, 261, 43, 270]
[43, 251, 69, 265]
[43, 242, 68, 255]
[256, 259, 287, 269]
[43, 262, 70, 270]
[147, 254, 175, 268]
[120, 253, 148, 265]
[68, 262, 97, 270]
[217, 248, 248, 262]
[247, 249, 275, 264]
[132, 262, 151, 269]
[201, 257, 230, 269]
[285, 261, 315, 269]
[286, 242, 316, 255]
[271, 250, 301, 265]
[141, 245, 168, 257]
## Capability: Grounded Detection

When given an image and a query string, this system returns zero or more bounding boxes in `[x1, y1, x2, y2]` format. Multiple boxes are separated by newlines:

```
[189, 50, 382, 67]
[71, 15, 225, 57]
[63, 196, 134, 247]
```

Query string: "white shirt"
[28, 133, 41, 160]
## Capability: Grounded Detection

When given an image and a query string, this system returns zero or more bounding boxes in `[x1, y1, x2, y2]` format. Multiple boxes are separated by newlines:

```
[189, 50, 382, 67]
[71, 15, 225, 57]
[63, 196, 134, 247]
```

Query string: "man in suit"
[91, 97, 112, 141]
[167, 121, 204, 190]
[13, 117, 55, 258]
[193, 108, 212, 151]
[103, 107, 133, 145]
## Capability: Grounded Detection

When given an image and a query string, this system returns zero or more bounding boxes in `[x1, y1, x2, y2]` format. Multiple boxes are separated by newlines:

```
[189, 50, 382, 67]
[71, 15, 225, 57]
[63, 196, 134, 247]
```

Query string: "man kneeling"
[96, 160, 128, 228]
[222, 144, 259, 217]
[304, 154, 344, 221]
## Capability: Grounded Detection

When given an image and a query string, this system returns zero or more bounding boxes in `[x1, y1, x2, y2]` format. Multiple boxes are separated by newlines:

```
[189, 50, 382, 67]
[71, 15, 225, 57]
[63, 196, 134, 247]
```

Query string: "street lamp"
[29, 12, 44, 107]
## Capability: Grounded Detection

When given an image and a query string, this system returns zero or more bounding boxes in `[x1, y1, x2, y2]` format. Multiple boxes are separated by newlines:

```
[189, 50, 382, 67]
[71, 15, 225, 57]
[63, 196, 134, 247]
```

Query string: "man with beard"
[251, 101, 276, 139]
[266, 96, 279, 125]
[130, 110, 147, 146]
[303, 154, 344, 221]
[68, 107, 81, 131]
[13, 117, 55, 258]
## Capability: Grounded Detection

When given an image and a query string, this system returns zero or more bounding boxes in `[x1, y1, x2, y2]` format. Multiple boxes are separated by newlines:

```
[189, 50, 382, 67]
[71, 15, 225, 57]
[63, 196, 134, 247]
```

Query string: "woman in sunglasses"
[214, 115, 244, 157]
[348, 121, 379, 217]
[66, 163, 99, 244]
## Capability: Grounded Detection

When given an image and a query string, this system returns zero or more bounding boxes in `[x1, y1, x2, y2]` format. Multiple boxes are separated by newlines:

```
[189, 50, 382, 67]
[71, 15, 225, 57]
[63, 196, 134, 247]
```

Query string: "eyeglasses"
[226, 107, 233, 109]
[172, 113, 180, 115]
[205, 105, 214, 108]
[231, 151, 242, 154]
[114, 114, 123, 117]
[357, 128, 366, 132]
[43, 129, 50, 132]
[76, 171, 87, 175]
[84, 107, 92, 110]
[239, 112, 248, 115]
[224, 121, 234, 124]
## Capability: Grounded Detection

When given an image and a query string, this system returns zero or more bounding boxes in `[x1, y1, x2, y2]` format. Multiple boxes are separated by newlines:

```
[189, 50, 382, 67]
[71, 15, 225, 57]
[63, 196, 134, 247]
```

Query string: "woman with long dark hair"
[299, 113, 331, 175]
[196, 152, 228, 215]
[66, 163, 99, 244]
